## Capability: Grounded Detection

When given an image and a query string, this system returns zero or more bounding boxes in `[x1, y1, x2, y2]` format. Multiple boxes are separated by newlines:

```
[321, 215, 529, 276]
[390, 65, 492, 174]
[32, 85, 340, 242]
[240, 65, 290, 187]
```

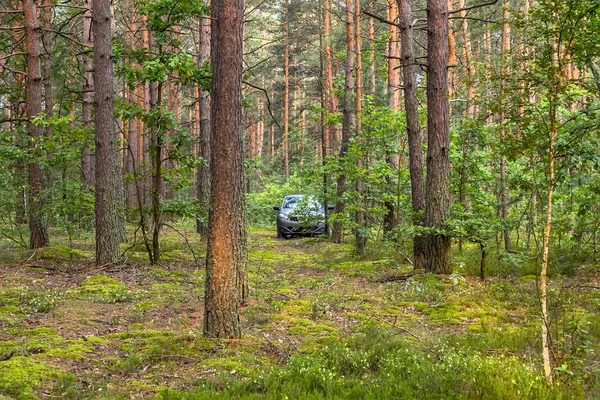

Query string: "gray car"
[273, 195, 327, 238]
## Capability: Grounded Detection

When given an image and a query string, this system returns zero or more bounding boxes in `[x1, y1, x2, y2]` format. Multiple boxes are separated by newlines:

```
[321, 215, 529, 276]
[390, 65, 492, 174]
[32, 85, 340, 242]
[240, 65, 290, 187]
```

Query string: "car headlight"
[279, 213, 288, 220]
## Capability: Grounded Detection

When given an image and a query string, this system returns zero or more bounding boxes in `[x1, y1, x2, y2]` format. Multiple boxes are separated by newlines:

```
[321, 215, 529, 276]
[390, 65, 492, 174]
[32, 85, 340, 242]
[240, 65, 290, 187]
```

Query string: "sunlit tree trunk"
[458, 0, 474, 117]
[369, 1, 376, 96]
[383, 0, 400, 233]
[204, 0, 245, 338]
[447, 0, 456, 102]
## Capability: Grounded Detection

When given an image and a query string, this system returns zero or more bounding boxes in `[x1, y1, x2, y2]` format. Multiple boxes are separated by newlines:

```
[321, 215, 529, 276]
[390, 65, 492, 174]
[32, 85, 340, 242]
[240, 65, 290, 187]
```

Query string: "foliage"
[161, 327, 579, 399]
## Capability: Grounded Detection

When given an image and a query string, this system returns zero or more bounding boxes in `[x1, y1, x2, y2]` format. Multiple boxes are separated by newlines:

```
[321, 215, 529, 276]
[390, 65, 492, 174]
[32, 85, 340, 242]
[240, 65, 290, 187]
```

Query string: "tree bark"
[82, 0, 95, 186]
[500, 0, 513, 252]
[204, 0, 245, 339]
[330, 0, 355, 244]
[355, 0, 367, 254]
[93, 0, 124, 265]
[458, 0, 475, 118]
[197, 2, 211, 239]
[398, 0, 425, 270]
[283, 0, 290, 177]
[23, 0, 49, 249]
[383, 0, 400, 233]
[424, 0, 451, 274]
[324, 0, 338, 155]
[42, 0, 54, 188]
[541, 96, 557, 385]
[369, 1, 376, 96]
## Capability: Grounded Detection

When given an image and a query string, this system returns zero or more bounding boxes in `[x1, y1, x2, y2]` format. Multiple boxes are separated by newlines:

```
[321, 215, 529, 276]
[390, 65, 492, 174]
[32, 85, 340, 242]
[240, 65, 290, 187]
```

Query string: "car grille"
[289, 216, 299, 221]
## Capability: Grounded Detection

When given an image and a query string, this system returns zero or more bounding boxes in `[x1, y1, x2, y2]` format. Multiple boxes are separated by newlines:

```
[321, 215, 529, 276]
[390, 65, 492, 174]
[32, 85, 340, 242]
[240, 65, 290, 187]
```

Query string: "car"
[273, 194, 329, 239]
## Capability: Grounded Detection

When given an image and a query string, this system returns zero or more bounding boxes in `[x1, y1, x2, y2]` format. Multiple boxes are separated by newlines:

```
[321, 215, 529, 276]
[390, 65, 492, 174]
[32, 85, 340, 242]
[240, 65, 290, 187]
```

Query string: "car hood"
[280, 207, 324, 218]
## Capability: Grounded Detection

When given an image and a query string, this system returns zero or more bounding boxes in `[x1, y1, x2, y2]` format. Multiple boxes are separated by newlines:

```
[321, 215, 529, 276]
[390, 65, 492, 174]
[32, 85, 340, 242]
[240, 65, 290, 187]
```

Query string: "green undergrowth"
[0, 355, 72, 400]
[0, 228, 598, 398]
[160, 327, 581, 400]
[0, 287, 62, 324]
[70, 275, 132, 303]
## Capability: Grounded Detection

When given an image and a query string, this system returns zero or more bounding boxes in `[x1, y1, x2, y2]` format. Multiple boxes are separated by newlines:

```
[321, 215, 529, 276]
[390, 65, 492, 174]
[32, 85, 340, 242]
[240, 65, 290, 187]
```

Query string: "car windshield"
[283, 196, 302, 209]
[283, 195, 322, 210]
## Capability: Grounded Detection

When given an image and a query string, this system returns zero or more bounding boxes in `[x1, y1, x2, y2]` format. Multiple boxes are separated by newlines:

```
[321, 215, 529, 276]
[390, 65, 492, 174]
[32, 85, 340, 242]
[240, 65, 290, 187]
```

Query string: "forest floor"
[0, 227, 599, 399]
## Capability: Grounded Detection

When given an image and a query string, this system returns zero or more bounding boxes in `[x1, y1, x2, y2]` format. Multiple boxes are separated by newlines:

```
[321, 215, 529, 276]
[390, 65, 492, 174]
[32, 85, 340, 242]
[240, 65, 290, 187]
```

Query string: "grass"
[0, 225, 598, 398]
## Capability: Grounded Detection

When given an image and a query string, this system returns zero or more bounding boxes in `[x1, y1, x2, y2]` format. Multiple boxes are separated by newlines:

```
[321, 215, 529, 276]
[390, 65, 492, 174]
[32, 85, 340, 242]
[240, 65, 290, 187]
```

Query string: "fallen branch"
[369, 314, 421, 342]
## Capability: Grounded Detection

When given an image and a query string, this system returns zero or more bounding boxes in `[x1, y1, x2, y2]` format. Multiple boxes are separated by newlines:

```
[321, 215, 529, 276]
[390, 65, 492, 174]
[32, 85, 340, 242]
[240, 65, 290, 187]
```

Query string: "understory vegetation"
[1, 225, 598, 399]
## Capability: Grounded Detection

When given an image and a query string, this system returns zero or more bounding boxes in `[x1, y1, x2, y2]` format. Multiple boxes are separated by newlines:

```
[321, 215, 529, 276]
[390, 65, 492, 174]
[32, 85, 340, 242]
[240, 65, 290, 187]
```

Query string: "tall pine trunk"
[283, 0, 290, 177]
[500, 0, 513, 252]
[424, 0, 451, 274]
[398, 0, 425, 269]
[331, 0, 355, 244]
[197, 3, 212, 239]
[82, 0, 95, 186]
[204, 0, 246, 338]
[42, 0, 54, 188]
[93, 0, 124, 265]
[23, 0, 49, 249]
[354, 0, 367, 254]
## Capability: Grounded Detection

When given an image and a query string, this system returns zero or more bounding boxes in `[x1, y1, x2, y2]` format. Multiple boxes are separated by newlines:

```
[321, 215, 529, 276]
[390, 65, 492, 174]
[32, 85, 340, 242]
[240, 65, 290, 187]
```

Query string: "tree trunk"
[324, 0, 339, 155]
[398, 0, 425, 270]
[447, 0, 456, 101]
[355, 0, 367, 255]
[500, 0, 513, 252]
[283, 0, 290, 177]
[480, 243, 486, 281]
[369, 1, 376, 96]
[458, 0, 475, 117]
[540, 101, 557, 385]
[383, 0, 400, 233]
[93, 0, 124, 265]
[319, 0, 330, 237]
[23, 0, 49, 249]
[82, 0, 95, 186]
[197, 3, 211, 239]
[42, 0, 54, 188]
[151, 79, 163, 264]
[330, 0, 355, 244]
[204, 0, 245, 339]
[424, 0, 451, 274]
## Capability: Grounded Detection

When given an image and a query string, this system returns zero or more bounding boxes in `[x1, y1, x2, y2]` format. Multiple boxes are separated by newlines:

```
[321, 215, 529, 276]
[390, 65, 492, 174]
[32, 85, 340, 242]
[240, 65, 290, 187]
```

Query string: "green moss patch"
[71, 275, 132, 303]
[38, 245, 90, 261]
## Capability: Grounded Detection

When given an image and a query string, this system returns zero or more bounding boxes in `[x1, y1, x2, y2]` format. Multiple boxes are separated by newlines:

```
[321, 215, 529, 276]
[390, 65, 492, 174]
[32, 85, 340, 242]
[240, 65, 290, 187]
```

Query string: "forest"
[0, 0, 599, 398]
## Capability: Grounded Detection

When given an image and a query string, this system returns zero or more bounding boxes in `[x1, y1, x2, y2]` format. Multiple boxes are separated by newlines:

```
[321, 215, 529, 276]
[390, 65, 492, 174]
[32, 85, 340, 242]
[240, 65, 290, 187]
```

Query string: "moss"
[519, 274, 537, 282]
[105, 329, 173, 340]
[201, 352, 268, 375]
[281, 300, 312, 317]
[71, 275, 132, 303]
[413, 302, 430, 313]
[38, 245, 90, 261]
[0, 356, 65, 400]
[161, 249, 190, 262]
[150, 268, 192, 283]
[7, 327, 94, 360]
[150, 283, 190, 304]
